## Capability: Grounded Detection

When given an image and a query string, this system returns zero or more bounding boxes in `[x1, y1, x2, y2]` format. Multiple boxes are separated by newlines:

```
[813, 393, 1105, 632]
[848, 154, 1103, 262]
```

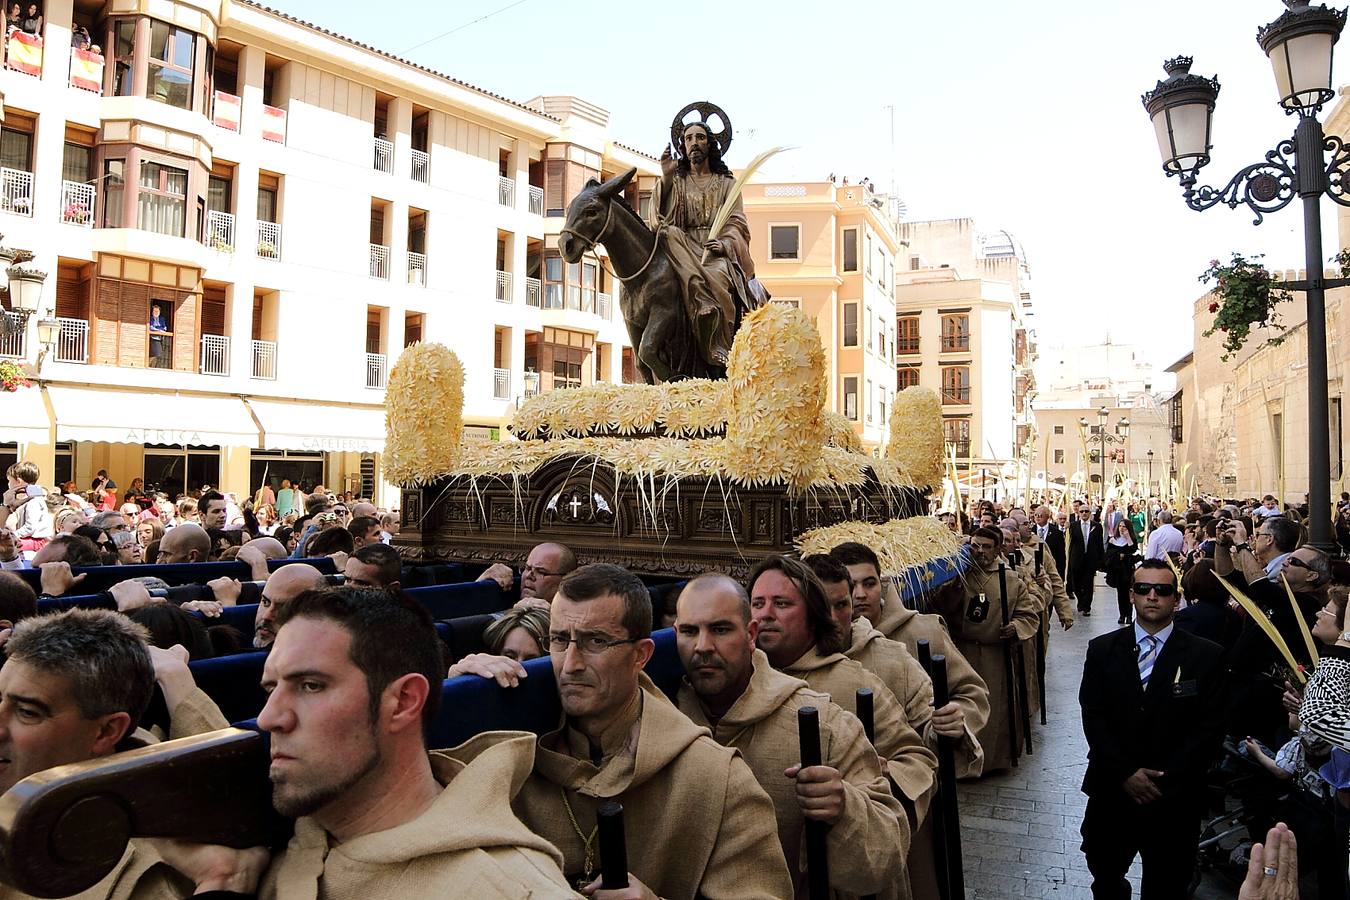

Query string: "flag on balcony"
[6, 31, 42, 78]
[68, 48, 102, 92]
[213, 91, 241, 132]
[261, 105, 286, 143]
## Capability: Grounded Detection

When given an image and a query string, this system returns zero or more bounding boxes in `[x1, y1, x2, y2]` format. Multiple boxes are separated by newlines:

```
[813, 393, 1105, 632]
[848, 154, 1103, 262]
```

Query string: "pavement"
[952, 580, 1236, 899]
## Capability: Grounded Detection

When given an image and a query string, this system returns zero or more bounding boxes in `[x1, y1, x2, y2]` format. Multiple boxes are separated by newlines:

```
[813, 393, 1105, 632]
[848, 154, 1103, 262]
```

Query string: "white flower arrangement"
[795, 516, 962, 576]
[886, 386, 944, 489]
[384, 343, 465, 486]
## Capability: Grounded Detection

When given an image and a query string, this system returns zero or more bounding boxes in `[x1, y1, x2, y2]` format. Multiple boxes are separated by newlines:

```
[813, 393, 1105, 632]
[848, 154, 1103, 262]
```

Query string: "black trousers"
[1070, 568, 1096, 611]
[1081, 791, 1200, 900]
[1115, 581, 1133, 622]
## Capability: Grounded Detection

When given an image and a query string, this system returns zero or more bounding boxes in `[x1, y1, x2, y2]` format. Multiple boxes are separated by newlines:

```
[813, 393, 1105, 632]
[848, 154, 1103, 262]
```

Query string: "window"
[111, 20, 136, 96]
[897, 365, 919, 389]
[864, 305, 872, 353]
[1272, 413, 1284, 474]
[842, 227, 858, 272]
[1053, 424, 1064, 435]
[940, 314, 970, 351]
[638, 191, 652, 222]
[137, 160, 187, 236]
[144, 445, 220, 497]
[148, 20, 195, 109]
[772, 298, 801, 310]
[0, 128, 32, 172]
[897, 316, 919, 354]
[876, 314, 886, 356]
[842, 302, 858, 347]
[878, 390, 886, 427]
[866, 234, 872, 275]
[207, 175, 231, 213]
[769, 224, 800, 260]
[543, 256, 564, 309]
[909, 255, 920, 271]
[1054, 448, 1065, 464]
[553, 346, 584, 389]
[940, 366, 970, 405]
[843, 376, 859, 420]
[103, 159, 125, 227]
[257, 186, 277, 222]
[62, 144, 92, 184]
[943, 418, 971, 458]
[866, 380, 873, 423]
[1170, 392, 1184, 443]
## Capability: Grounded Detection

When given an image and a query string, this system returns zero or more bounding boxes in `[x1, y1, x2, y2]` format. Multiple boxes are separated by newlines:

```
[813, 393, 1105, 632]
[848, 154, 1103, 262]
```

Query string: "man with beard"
[155, 587, 576, 898]
[829, 541, 988, 777]
[514, 563, 791, 898]
[749, 555, 937, 845]
[928, 527, 1039, 774]
[674, 573, 907, 899]
[249, 563, 327, 649]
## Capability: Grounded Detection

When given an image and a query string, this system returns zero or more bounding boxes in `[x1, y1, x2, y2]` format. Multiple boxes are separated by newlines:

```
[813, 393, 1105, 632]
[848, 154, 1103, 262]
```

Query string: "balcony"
[941, 387, 971, 405]
[897, 339, 920, 355]
[0, 311, 24, 358]
[498, 176, 515, 208]
[597, 292, 612, 320]
[69, 48, 103, 92]
[5, 32, 41, 78]
[495, 270, 512, 303]
[940, 333, 970, 352]
[407, 252, 427, 287]
[199, 334, 230, 376]
[0, 169, 33, 217]
[528, 185, 544, 216]
[60, 181, 95, 227]
[369, 244, 390, 279]
[365, 352, 387, 389]
[525, 277, 542, 308]
[948, 440, 972, 458]
[261, 105, 286, 143]
[213, 90, 241, 132]
[411, 149, 429, 184]
[205, 210, 234, 253]
[493, 368, 510, 400]
[257, 221, 281, 260]
[55, 318, 88, 363]
[373, 137, 393, 174]
[252, 340, 277, 380]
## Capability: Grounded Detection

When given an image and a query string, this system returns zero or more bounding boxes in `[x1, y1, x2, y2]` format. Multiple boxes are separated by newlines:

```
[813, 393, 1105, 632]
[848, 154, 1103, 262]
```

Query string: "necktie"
[1138, 635, 1158, 687]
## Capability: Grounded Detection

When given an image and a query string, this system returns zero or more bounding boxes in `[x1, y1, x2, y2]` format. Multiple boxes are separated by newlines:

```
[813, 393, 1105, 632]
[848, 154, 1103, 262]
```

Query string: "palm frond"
[701, 146, 792, 264]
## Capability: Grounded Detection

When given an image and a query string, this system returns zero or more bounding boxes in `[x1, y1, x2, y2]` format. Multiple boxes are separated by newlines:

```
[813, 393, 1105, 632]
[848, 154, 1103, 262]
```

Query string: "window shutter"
[94, 278, 120, 365]
[545, 159, 565, 212]
[55, 273, 83, 319]
[202, 294, 225, 334]
[171, 293, 197, 371]
[118, 281, 148, 367]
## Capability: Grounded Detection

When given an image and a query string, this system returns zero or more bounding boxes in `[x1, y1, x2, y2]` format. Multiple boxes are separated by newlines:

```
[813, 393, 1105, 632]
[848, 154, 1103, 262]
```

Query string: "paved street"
[953, 581, 1233, 899]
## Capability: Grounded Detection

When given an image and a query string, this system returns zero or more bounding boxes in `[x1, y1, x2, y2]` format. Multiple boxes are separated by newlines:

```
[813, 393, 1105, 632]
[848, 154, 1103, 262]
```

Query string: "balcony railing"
[257, 221, 281, 260]
[69, 48, 103, 92]
[495, 270, 512, 303]
[493, 368, 510, 400]
[5, 31, 41, 78]
[206, 210, 234, 252]
[55, 318, 88, 363]
[411, 149, 429, 184]
[60, 181, 95, 227]
[365, 352, 387, 389]
[940, 334, 970, 352]
[525, 277, 542, 308]
[373, 137, 394, 174]
[200, 334, 230, 376]
[407, 252, 427, 287]
[252, 340, 277, 380]
[0, 311, 24, 358]
[497, 176, 515, 208]
[213, 90, 241, 132]
[597, 292, 612, 320]
[947, 440, 972, 459]
[941, 387, 971, 405]
[370, 244, 390, 279]
[528, 185, 544, 215]
[261, 105, 286, 143]
[897, 339, 920, 355]
[0, 168, 33, 217]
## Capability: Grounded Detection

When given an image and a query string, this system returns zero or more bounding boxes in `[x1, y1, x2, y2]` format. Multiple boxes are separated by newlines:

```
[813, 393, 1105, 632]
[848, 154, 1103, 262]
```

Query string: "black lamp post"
[1141, 0, 1348, 551]
[1082, 409, 1130, 504]
[1147, 449, 1155, 497]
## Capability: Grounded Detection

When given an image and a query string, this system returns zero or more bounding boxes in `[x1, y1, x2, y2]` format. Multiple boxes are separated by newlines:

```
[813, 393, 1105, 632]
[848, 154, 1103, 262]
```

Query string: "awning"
[46, 386, 259, 447]
[246, 398, 385, 453]
[0, 386, 52, 445]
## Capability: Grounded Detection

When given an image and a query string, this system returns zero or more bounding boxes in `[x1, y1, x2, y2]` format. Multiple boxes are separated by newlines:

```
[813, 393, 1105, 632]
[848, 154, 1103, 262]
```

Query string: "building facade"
[892, 219, 1038, 491]
[0, 0, 657, 506]
[742, 180, 902, 449]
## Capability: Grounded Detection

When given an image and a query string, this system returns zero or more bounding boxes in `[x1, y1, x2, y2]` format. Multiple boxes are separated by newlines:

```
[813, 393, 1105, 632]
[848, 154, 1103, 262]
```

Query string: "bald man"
[156, 523, 211, 564]
[476, 541, 578, 608]
[350, 501, 377, 520]
[252, 563, 327, 649]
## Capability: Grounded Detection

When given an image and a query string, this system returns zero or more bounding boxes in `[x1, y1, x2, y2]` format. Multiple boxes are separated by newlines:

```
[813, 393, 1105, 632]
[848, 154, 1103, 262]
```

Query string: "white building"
[0, 0, 657, 506]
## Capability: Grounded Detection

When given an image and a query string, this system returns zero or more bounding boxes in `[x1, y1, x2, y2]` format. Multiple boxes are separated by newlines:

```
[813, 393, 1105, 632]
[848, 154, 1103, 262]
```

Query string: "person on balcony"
[148, 302, 171, 368]
[3, 3, 19, 38]
[18, 2, 39, 36]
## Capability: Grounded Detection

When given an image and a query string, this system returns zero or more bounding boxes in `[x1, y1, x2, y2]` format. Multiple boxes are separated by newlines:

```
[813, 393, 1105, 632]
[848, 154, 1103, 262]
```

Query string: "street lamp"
[1084, 412, 1130, 504]
[1141, 1, 1348, 550]
[1147, 449, 1155, 498]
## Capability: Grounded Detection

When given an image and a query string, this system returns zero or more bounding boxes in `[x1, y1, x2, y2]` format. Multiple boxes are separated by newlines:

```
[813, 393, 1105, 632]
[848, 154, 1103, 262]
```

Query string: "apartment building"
[742, 180, 902, 449]
[0, 0, 655, 506]
[893, 219, 1037, 483]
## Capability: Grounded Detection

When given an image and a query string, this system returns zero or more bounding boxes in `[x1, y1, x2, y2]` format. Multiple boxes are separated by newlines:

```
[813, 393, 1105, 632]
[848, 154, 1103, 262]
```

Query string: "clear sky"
[270, 0, 1342, 382]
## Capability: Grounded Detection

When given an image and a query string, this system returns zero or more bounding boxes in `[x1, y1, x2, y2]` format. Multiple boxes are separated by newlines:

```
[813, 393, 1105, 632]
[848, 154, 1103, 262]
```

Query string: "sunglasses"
[1284, 557, 1311, 571]
[1131, 582, 1176, 597]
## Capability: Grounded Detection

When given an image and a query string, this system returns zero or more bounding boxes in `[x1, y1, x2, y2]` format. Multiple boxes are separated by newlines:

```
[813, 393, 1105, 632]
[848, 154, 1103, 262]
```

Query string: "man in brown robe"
[749, 555, 935, 900]
[515, 564, 792, 898]
[929, 527, 1041, 774]
[830, 541, 988, 777]
[674, 573, 907, 899]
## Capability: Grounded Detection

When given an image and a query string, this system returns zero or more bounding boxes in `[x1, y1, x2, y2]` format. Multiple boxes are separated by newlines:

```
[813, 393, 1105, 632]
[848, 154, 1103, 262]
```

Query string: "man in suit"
[1034, 505, 1066, 575]
[1102, 502, 1125, 548]
[1066, 507, 1104, 616]
[1078, 559, 1225, 899]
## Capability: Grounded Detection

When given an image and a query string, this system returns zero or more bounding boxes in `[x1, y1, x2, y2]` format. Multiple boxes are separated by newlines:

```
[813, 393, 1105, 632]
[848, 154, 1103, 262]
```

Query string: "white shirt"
[1265, 551, 1292, 582]
[1253, 505, 1283, 519]
[1134, 620, 1175, 654]
[1145, 523, 1185, 560]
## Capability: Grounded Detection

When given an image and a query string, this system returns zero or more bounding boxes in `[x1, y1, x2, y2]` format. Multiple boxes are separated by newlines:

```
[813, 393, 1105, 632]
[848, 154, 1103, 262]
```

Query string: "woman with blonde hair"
[136, 516, 164, 548]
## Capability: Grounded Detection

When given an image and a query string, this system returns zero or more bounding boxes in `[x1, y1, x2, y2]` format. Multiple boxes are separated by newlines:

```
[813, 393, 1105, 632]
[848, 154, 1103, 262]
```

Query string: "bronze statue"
[558, 101, 766, 383]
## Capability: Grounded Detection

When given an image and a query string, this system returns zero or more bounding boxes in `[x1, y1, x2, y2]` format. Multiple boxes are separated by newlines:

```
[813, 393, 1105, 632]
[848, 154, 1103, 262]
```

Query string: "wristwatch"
[1232, 543, 1250, 553]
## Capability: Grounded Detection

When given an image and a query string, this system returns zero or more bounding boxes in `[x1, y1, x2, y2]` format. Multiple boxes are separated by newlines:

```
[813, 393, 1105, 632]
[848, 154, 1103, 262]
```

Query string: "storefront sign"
[124, 428, 206, 445]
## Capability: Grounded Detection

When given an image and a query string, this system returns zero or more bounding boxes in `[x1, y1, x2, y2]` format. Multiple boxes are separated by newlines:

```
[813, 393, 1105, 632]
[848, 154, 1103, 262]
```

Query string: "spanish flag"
[5, 31, 42, 78]
[69, 48, 102, 93]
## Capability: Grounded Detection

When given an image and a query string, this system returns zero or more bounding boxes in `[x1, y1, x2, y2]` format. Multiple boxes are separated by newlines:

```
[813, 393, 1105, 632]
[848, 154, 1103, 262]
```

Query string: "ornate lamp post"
[1141, 0, 1348, 550]
[1148, 449, 1156, 497]
[1081, 408, 1130, 504]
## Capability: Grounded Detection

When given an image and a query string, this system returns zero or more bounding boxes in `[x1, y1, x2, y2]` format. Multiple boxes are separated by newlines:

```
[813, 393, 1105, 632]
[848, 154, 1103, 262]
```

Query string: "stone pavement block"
[995, 807, 1065, 826]
[991, 859, 1068, 882]
[997, 786, 1071, 804]
[1029, 821, 1083, 839]
[965, 869, 1030, 894]
[965, 841, 1023, 863]
[964, 814, 1031, 836]
[1017, 848, 1081, 868]
[964, 826, 1067, 853]
[1023, 882, 1096, 899]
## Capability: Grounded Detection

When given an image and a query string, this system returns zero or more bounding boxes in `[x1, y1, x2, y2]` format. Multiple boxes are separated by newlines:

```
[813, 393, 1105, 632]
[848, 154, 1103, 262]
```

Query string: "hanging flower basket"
[0, 360, 32, 392]
[1198, 252, 1290, 361]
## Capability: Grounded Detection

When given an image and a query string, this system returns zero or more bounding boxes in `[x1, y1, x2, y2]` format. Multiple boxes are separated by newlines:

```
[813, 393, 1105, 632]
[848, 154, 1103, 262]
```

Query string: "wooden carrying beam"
[0, 728, 286, 899]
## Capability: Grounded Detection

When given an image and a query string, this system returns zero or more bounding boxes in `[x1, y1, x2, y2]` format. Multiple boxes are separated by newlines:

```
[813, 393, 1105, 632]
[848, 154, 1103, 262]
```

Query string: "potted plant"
[257, 239, 276, 258]
[0, 359, 31, 392]
[212, 235, 234, 253]
[1198, 252, 1291, 360]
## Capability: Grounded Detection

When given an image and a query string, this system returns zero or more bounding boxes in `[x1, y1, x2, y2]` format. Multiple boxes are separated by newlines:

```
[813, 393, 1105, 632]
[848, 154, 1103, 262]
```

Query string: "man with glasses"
[1216, 515, 1299, 586]
[1079, 559, 1225, 898]
[515, 563, 792, 897]
[476, 541, 577, 609]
